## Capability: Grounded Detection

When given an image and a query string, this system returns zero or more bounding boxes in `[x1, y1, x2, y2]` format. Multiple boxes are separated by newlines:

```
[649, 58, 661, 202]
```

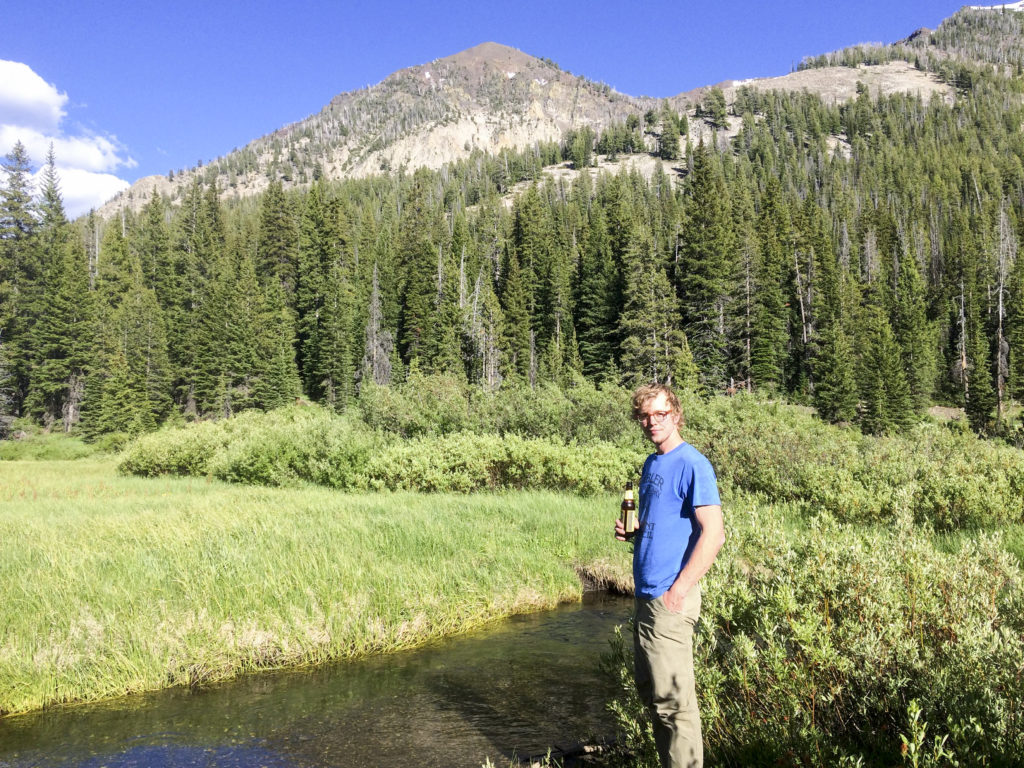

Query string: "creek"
[0, 592, 631, 768]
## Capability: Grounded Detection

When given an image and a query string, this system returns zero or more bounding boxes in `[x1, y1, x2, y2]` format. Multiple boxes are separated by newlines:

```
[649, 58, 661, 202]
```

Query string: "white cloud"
[0, 125, 135, 175]
[0, 60, 67, 133]
[0, 60, 135, 218]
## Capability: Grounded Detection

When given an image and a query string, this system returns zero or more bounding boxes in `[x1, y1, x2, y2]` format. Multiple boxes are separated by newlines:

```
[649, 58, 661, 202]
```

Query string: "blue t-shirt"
[633, 441, 721, 600]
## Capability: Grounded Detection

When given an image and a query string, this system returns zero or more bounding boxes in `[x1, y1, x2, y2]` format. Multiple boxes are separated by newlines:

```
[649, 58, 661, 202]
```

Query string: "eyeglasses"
[636, 410, 673, 425]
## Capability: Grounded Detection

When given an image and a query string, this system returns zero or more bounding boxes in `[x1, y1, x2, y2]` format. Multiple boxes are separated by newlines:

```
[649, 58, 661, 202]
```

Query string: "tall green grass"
[0, 459, 630, 716]
[0, 432, 100, 461]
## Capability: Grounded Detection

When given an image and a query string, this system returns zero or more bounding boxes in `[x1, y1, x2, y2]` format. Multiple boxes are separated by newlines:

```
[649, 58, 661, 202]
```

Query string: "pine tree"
[965, 319, 997, 433]
[659, 115, 681, 161]
[169, 179, 220, 415]
[255, 278, 301, 409]
[677, 140, 731, 391]
[191, 249, 234, 416]
[994, 199, 1016, 425]
[618, 228, 694, 387]
[86, 274, 172, 435]
[806, 197, 842, 330]
[498, 248, 531, 382]
[315, 258, 357, 410]
[397, 171, 445, 372]
[36, 146, 69, 289]
[200, 181, 226, 257]
[25, 170, 92, 431]
[257, 180, 299, 300]
[535, 209, 575, 384]
[671, 333, 701, 393]
[813, 323, 858, 423]
[750, 178, 791, 390]
[1009, 218, 1024, 403]
[944, 210, 996, 431]
[891, 231, 936, 411]
[296, 178, 334, 397]
[857, 306, 914, 435]
[358, 262, 394, 389]
[399, 236, 441, 370]
[22, 147, 70, 427]
[85, 350, 146, 436]
[425, 234, 464, 379]
[703, 87, 730, 130]
[0, 141, 38, 416]
[136, 190, 171, 292]
[193, 242, 272, 417]
[510, 184, 549, 322]
[568, 127, 595, 169]
[575, 206, 617, 377]
[787, 195, 828, 400]
[725, 166, 758, 389]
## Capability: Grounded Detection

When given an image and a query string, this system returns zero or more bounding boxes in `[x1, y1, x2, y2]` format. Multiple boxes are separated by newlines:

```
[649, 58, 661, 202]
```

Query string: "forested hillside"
[3, 7, 1024, 442]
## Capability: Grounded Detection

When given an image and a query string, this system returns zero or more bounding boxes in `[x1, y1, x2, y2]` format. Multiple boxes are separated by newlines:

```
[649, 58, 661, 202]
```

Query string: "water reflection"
[0, 593, 631, 768]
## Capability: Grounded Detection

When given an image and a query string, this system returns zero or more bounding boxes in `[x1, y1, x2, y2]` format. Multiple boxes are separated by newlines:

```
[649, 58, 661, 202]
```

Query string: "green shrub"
[89, 431, 134, 454]
[358, 374, 638, 446]
[119, 419, 231, 476]
[363, 433, 644, 494]
[119, 404, 644, 495]
[357, 374, 471, 437]
[687, 395, 1024, 530]
[206, 408, 380, 489]
[119, 389, 1024, 528]
[601, 505, 1024, 766]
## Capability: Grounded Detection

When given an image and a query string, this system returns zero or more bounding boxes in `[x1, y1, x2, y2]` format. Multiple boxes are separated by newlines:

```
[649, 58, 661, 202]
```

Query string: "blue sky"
[2, 0, 967, 217]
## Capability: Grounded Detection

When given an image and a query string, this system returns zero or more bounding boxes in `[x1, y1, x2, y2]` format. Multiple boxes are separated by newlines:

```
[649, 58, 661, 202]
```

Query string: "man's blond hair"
[631, 383, 683, 422]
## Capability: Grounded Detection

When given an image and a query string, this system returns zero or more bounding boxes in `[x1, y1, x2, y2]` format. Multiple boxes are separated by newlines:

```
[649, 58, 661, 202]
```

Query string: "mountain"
[101, 43, 655, 216]
[102, 11, 998, 217]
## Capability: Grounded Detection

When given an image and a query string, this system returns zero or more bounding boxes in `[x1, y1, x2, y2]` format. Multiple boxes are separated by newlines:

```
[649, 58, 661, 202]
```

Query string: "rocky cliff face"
[100, 39, 954, 217]
[101, 43, 654, 216]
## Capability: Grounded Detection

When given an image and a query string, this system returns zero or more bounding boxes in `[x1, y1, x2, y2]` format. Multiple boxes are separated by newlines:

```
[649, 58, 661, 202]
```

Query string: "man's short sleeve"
[689, 453, 721, 508]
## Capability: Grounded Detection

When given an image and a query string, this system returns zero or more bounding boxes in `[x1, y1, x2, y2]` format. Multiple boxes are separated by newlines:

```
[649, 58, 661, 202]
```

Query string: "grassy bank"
[0, 458, 630, 716]
[4, 455, 1023, 765]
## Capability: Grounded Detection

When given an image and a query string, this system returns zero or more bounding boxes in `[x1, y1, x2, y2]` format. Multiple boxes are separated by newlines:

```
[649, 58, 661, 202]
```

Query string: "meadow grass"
[0, 458, 631, 716]
[0, 432, 101, 461]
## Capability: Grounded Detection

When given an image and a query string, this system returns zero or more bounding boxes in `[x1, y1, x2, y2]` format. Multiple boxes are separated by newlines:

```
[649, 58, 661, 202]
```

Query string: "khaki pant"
[633, 585, 702, 768]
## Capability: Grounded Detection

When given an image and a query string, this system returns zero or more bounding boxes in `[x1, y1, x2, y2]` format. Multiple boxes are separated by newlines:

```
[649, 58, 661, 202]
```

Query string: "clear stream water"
[0, 593, 632, 768]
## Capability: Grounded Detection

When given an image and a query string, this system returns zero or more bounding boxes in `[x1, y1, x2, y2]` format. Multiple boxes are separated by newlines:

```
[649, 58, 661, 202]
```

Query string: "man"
[615, 383, 724, 768]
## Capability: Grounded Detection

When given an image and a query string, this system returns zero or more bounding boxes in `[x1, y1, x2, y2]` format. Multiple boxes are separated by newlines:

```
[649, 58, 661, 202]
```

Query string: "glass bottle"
[620, 481, 636, 534]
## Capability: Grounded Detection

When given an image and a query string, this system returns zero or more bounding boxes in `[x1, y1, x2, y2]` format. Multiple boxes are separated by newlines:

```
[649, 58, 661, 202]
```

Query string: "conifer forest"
[4, 9, 1024, 443]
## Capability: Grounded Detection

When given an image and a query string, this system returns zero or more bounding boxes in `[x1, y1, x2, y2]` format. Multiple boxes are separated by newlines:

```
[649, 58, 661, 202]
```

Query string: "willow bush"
[120, 402, 644, 494]
[601, 503, 1024, 767]
[357, 375, 638, 446]
[120, 380, 1024, 531]
[686, 395, 1024, 530]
